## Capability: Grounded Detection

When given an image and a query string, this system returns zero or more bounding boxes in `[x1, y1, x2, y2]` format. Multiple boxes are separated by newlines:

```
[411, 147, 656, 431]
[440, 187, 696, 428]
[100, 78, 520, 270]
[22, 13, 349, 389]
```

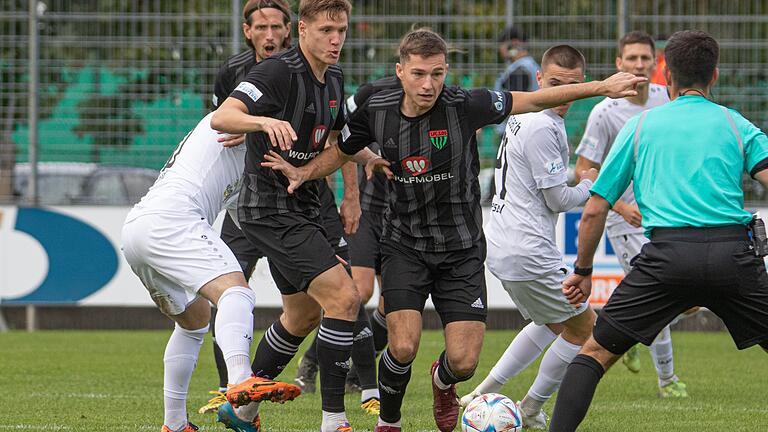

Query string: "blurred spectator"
[485, 26, 540, 202]
[651, 34, 668, 85]
[494, 26, 540, 94]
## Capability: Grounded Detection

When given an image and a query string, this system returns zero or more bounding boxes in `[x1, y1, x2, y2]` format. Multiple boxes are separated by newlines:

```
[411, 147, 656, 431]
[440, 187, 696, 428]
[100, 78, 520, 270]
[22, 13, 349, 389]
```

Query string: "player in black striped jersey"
[200, 1, 293, 419]
[260, 28, 645, 432]
[211, 2, 364, 431]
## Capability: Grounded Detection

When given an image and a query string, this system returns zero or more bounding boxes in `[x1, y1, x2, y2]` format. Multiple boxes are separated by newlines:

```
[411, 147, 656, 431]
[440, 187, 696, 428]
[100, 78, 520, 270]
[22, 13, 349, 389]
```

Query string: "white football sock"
[486, 323, 557, 388]
[361, 388, 380, 402]
[163, 324, 207, 430]
[215, 286, 256, 385]
[377, 417, 402, 428]
[235, 401, 261, 422]
[321, 411, 349, 432]
[525, 335, 581, 411]
[650, 325, 675, 381]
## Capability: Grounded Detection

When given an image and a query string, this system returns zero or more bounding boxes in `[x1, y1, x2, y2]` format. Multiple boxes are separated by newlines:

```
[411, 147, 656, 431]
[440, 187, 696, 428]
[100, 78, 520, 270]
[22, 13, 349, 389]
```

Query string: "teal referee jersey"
[591, 95, 768, 237]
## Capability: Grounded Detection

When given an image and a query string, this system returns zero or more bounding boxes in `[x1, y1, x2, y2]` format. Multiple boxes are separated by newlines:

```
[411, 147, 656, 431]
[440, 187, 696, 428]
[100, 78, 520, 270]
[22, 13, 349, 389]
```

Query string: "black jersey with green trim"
[231, 45, 346, 220]
[339, 86, 513, 252]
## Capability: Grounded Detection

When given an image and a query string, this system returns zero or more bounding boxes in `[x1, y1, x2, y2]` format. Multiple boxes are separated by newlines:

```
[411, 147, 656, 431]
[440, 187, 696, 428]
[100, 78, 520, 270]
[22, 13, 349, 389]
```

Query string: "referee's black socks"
[548, 354, 605, 432]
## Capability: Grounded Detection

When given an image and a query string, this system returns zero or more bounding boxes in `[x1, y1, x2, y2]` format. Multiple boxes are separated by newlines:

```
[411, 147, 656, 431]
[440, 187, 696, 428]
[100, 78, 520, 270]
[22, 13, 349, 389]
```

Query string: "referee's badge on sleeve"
[341, 124, 351, 141]
[235, 82, 263, 103]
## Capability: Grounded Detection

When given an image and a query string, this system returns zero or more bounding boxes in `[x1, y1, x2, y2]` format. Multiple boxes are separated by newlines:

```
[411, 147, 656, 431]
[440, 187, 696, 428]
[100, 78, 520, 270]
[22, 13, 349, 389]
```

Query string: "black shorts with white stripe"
[380, 236, 487, 325]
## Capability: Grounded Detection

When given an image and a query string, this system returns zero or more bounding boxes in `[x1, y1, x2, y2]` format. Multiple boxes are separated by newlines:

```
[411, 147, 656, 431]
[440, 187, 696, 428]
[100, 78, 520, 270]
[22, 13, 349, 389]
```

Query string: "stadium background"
[1, 0, 767, 330]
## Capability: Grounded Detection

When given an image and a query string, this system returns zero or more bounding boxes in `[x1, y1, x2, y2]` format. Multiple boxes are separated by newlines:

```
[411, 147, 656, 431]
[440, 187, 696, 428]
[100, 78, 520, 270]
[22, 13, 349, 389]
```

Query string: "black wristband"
[573, 265, 593, 276]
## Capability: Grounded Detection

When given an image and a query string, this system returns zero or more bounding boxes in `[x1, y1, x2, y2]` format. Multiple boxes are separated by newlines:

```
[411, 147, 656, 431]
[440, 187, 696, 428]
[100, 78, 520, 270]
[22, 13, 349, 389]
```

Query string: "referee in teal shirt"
[549, 30, 768, 431]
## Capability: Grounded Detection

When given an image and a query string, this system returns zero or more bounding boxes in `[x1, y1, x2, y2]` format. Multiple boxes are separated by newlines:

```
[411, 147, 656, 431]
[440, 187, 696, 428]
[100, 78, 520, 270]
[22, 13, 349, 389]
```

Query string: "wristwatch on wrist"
[573, 265, 593, 276]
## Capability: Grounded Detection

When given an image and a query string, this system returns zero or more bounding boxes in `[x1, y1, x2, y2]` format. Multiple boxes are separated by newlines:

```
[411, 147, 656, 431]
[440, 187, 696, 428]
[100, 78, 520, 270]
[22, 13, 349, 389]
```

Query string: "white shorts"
[607, 232, 649, 274]
[501, 268, 589, 326]
[121, 213, 242, 316]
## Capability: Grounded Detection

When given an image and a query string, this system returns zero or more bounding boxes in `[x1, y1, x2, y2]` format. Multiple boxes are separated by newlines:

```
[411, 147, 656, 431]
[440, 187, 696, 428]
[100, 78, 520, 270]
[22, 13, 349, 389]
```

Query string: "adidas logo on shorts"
[471, 298, 484, 309]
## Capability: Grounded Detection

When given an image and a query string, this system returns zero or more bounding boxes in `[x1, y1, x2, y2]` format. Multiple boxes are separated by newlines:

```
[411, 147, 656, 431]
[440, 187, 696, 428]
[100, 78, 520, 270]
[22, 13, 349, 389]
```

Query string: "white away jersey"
[575, 84, 669, 235]
[127, 112, 246, 225]
[485, 110, 569, 280]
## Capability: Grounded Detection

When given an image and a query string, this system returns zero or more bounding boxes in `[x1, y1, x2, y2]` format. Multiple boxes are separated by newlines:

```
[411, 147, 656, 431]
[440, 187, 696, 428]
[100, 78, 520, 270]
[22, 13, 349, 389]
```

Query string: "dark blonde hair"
[243, 0, 292, 50]
[398, 28, 448, 62]
[298, 0, 351, 22]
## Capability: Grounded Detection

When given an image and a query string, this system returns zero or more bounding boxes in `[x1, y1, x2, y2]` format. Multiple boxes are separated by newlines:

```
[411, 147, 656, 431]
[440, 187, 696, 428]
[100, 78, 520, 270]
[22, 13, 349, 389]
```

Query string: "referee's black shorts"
[347, 210, 384, 274]
[594, 225, 768, 353]
[220, 211, 264, 278]
[381, 236, 487, 325]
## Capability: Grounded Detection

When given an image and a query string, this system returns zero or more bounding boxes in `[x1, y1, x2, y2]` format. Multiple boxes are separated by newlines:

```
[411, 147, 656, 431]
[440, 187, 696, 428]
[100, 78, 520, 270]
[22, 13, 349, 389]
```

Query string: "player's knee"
[282, 309, 321, 336]
[388, 339, 418, 364]
[447, 353, 478, 379]
[330, 280, 361, 318]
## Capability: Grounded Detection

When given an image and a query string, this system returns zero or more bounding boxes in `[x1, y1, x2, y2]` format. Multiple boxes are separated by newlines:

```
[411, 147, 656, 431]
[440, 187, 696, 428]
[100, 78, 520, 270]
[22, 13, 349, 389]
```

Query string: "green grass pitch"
[0, 330, 765, 431]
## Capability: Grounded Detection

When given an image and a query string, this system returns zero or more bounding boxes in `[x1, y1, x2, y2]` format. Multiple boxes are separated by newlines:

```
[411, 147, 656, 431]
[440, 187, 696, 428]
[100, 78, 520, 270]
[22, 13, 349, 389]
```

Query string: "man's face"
[243, 8, 290, 61]
[536, 63, 584, 117]
[616, 43, 655, 89]
[499, 39, 524, 61]
[396, 54, 448, 112]
[298, 12, 348, 66]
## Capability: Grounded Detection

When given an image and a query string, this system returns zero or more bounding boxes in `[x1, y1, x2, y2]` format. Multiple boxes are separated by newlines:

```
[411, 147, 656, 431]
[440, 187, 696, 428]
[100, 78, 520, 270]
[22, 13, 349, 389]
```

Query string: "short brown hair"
[618, 31, 655, 57]
[398, 28, 448, 62]
[299, 0, 351, 22]
[665, 30, 719, 88]
[541, 45, 586, 73]
[243, 0, 292, 50]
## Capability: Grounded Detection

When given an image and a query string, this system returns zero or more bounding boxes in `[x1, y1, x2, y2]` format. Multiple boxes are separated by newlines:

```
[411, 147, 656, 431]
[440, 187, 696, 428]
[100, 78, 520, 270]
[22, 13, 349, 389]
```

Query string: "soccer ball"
[461, 393, 523, 432]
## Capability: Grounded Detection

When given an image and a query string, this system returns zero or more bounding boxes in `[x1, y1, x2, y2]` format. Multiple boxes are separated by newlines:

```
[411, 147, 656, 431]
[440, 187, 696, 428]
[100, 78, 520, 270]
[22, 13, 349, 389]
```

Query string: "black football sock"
[548, 354, 605, 432]
[370, 308, 389, 354]
[303, 332, 320, 364]
[378, 349, 413, 423]
[317, 317, 355, 412]
[251, 320, 305, 379]
[351, 304, 377, 391]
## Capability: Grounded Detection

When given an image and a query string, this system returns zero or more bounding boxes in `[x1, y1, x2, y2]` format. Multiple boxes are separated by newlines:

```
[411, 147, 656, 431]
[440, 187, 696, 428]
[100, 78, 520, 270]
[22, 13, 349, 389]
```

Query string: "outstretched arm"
[511, 72, 646, 114]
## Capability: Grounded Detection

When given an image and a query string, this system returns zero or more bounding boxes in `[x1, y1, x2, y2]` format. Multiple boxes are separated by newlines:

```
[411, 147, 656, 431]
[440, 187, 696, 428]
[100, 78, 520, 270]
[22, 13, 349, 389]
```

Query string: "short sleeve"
[574, 102, 611, 164]
[230, 58, 289, 116]
[212, 64, 231, 110]
[523, 124, 569, 190]
[466, 88, 514, 131]
[732, 109, 768, 176]
[338, 104, 373, 156]
[591, 116, 639, 205]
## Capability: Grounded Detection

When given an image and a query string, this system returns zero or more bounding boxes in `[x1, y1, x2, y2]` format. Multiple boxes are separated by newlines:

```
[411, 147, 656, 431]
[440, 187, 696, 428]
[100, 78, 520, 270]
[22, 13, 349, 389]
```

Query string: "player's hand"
[218, 132, 245, 148]
[562, 273, 592, 307]
[614, 201, 642, 228]
[340, 195, 361, 235]
[599, 72, 647, 98]
[365, 157, 393, 181]
[580, 168, 599, 183]
[261, 150, 306, 194]
[258, 118, 297, 151]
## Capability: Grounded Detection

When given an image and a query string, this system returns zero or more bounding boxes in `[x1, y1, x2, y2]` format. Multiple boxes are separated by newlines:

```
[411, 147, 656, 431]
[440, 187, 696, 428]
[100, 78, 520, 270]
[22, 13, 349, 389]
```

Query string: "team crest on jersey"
[429, 130, 449, 150]
[402, 156, 430, 176]
[329, 100, 338, 117]
[312, 125, 328, 149]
